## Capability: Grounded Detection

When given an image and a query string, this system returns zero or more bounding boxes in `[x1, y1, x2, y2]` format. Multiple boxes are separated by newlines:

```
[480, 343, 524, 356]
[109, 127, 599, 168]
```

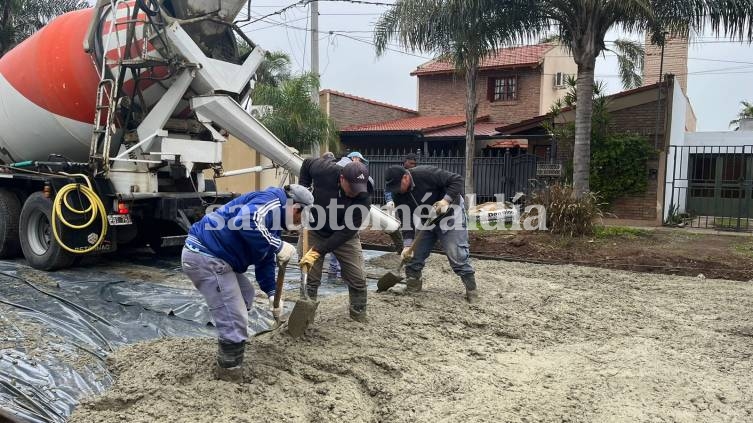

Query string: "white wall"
[539, 46, 578, 115]
[663, 77, 753, 220]
[664, 78, 690, 220]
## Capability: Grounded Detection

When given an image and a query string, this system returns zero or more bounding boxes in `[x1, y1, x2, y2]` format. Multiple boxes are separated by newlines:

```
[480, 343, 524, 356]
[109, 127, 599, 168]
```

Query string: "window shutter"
[487, 78, 495, 102]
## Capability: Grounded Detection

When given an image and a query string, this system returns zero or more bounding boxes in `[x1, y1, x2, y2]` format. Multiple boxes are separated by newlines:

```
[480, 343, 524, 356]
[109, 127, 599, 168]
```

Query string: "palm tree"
[374, 0, 536, 201]
[252, 72, 339, 153]
[0, 0, 87, 57]
[542, 35, 645, 91]
[516, 0, 753, 197]
[730, 101, 753, 130]
[254, 51, 292, 88]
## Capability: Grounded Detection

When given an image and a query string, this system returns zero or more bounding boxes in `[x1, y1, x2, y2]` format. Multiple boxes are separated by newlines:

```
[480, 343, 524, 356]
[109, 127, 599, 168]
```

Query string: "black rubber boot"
[306, 284, 318, 301]
[348, 286, 368, 323]
[461, 274, 479, 304]
[405, 277, 423, 293]
[216, 340, 246, 383]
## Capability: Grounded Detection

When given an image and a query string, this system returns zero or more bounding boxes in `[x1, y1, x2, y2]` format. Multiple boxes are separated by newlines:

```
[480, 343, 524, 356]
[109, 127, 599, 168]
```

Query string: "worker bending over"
[181, 185, 313, 382]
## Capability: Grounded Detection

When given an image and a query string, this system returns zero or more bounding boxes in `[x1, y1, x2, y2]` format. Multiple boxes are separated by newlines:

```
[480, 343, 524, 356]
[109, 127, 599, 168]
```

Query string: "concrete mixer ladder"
[87, 0, 167, 175]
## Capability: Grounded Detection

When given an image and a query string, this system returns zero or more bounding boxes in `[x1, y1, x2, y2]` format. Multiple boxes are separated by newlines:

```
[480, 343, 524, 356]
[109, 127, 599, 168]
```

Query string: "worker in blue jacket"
[181, 184, 313, 382]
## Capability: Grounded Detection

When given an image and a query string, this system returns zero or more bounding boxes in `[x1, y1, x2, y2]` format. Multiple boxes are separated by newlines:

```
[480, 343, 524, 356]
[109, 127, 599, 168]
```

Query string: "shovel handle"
[403, 211, 447, 259]
[273, 263, 285, 309]
[300, 229, 309, 299]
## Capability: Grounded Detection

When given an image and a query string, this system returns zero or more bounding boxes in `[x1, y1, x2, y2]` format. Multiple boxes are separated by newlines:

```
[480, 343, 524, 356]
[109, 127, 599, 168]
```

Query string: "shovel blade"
[287, 299, 318, 338]
[377, 271, 403, 292]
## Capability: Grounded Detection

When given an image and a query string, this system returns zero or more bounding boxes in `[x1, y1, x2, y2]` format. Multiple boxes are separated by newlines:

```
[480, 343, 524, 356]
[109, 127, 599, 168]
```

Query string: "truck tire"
[0, 188, 22, 258]
[19, 192, 76, 270]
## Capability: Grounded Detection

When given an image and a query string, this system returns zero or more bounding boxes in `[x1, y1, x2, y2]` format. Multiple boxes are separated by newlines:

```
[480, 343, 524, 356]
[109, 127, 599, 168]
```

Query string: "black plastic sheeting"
[0, 250, 388, 423]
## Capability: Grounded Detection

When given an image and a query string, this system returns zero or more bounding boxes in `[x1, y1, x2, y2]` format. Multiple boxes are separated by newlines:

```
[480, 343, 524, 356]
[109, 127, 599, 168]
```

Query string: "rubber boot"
[348, 286, 368, 323]
[461, 274, 479, 304]
[405, 277, 423, 293]
[306, 284, 318, 301]
[215, 340, 245, 383]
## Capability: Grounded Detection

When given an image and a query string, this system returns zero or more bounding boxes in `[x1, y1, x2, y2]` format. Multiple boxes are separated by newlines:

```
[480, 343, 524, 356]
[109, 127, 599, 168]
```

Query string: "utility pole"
[310, 0, 321, 157]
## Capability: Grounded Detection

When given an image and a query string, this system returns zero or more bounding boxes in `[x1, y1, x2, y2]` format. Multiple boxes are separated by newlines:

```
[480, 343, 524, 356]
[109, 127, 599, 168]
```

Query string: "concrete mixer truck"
[0, 0, 401, 270]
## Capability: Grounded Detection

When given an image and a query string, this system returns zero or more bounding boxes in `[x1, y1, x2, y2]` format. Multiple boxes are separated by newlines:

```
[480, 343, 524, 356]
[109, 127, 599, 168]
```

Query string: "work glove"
[401, 247, 414, 261]
[276, 241, 296, 266]
[299, 248, 321, 274]
[268, 295, 282, 320]
[433, 199, 450, 215]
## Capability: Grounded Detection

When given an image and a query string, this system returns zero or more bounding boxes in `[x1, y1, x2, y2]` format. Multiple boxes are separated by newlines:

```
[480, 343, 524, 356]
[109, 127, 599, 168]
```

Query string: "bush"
[590, 134, 653, 205]
[532, 184, 604, 237]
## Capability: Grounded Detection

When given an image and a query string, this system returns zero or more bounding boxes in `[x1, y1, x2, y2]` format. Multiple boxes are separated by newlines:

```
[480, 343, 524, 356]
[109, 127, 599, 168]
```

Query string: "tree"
[252, 71, 338, 153]
[0, 0, 87, 58]
[547, 76, 653, 205]
[730, 101, 753, 130]
[542, 35, 645, 90]
[515, 0, 753, 198]
[374, 0, 536, 202]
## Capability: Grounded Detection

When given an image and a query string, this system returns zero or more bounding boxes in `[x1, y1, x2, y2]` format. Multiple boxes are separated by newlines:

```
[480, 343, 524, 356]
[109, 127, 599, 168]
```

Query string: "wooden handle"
[404, 212, 445, 257]
[273, 265, 285, 309]
[301, 228, 309, 253]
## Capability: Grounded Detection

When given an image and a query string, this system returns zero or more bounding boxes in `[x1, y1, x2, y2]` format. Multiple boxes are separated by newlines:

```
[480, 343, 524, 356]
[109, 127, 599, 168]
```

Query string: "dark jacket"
[390, 165, 464, 243]
[299, 158, 371, 254]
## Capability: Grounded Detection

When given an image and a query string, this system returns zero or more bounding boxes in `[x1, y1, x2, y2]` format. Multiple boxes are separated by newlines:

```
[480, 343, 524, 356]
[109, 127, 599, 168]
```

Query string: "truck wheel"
[0, 189, 22, 258]
[19, 192, 75, 270]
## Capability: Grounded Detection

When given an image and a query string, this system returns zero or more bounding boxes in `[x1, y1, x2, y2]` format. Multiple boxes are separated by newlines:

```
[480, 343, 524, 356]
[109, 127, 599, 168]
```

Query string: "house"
[319, 89, 418, 130]
[412, 43, 577, 124]
[333, 43, 577, 156]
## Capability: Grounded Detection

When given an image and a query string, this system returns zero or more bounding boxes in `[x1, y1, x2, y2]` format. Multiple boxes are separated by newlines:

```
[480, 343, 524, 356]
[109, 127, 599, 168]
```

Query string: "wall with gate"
[665, 131, 753, 230]
[366, 150, 545, 204]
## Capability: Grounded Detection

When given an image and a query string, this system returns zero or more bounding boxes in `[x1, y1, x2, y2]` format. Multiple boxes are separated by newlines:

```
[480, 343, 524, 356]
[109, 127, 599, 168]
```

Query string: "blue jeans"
[181, 247, 255, 343]
[405, 211, 474, 280]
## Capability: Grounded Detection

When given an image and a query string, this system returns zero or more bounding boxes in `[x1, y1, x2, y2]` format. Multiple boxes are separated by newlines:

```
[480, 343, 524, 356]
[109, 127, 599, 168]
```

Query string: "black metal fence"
[366, 151, 555, 204]
[665, 145, 753, 231]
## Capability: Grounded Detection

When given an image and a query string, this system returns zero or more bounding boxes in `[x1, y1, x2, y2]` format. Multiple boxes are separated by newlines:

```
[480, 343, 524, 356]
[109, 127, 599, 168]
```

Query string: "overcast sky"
[239, 1, 753, 131]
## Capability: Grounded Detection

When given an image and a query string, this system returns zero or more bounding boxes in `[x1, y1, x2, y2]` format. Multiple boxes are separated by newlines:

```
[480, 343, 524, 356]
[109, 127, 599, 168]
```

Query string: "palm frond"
[608, 38, 644, 89]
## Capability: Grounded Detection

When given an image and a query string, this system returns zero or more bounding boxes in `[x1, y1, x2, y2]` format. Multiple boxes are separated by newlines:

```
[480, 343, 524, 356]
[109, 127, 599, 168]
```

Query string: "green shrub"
[532, 184, 604, 237]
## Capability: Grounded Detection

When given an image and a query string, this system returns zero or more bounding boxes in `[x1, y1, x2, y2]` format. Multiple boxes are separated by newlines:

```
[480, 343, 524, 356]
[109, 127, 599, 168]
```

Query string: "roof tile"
[411, 44, 554, 76]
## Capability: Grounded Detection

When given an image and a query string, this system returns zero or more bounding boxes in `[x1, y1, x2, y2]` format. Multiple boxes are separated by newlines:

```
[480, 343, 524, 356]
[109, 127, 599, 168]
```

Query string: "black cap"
[385, 165, 408, 193]
[341, 161, 369, 194]
[404, 153, 418, 161]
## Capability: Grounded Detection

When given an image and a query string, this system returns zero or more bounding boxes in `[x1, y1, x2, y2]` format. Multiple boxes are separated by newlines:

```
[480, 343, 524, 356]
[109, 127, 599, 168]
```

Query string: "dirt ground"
[360, 228, 753, 281]
[70, 254, 753, 422]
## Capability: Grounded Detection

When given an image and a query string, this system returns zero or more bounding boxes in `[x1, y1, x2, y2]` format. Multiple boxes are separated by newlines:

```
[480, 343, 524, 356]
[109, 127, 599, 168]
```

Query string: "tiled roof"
[320, 89, 418, 114]
[341, 115, 469, 133]
[411, 44, 554, 76]
[424, 122, 500, 138]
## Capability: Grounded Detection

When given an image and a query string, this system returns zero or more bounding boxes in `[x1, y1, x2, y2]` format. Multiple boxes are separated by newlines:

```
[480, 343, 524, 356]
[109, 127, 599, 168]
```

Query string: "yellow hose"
[51, 174, 108, 254]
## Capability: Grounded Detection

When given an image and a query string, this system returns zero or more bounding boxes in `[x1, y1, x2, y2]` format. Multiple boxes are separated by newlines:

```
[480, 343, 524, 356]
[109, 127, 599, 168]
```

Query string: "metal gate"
[367, 151, 540, 204]
[665, 145, 753, 231]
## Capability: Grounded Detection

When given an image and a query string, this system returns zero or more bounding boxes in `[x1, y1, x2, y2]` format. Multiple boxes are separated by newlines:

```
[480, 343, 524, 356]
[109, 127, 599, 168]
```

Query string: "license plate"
[107, 214, 132, 226]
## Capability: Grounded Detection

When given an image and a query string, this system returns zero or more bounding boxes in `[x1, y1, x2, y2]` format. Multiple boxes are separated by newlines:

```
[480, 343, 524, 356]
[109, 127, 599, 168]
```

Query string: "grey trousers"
[306, 232, 366, 291]
[181, 247, 255, 343]
[405, 210, 475, 280]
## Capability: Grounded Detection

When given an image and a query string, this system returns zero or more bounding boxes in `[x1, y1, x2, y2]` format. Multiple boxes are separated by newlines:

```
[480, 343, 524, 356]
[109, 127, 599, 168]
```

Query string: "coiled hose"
[51, 174, 108, 254]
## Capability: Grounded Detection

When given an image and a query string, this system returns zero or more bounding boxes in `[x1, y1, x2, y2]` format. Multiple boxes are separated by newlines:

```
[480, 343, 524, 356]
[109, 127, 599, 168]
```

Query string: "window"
[488, 77, 517, 102]
[554, 72, 565, 88]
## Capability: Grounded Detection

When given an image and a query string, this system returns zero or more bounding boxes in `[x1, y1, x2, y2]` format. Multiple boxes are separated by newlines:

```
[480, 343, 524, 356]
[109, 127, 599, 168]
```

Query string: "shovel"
[252, 261, 287, 338]
[287, 229, 319, 338]
[377, 212, 446, 292]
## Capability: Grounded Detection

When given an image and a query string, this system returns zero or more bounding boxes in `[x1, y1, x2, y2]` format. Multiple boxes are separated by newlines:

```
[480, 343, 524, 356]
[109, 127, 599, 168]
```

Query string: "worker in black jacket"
[298, 158, 371, 321]
[383, 165, 478, 303]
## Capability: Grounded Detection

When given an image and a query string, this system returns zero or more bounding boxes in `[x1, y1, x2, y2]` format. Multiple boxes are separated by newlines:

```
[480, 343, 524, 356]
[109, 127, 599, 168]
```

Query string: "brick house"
[494, 74, 697, 223]
[412, 44, 577, 125]
[331, 44, 577, 156]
